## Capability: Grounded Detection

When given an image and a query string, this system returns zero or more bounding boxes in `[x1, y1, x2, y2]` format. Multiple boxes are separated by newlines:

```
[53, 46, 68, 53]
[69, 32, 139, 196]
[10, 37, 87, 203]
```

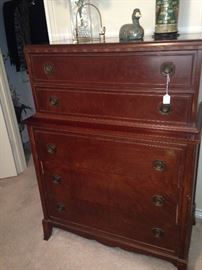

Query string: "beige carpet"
[0, 158, 202, 270]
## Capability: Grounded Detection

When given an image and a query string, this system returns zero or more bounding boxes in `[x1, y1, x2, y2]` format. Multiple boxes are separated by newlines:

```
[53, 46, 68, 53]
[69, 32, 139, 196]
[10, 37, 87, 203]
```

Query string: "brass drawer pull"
[160, 62, 175, 77]
[152, 160, 166, 172]
[44, 63, 54, 75]
[152, 195, 165, 207]
[52, 175, 61, 184]
[159, 103, 171, 115]
[47, 144, 56, 154]
[49, 96, 59, 107]
[56, 203, 65, 212]
[152, 228, 164, 238]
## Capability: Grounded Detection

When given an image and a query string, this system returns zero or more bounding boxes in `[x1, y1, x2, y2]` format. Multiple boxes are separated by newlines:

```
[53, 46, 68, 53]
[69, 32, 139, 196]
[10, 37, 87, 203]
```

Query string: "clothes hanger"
[30, 0, 36, 5]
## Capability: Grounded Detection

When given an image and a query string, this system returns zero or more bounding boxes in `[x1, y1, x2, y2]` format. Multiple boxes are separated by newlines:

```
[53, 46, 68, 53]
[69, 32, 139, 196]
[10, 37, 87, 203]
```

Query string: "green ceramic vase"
[155, 0, 179, 37]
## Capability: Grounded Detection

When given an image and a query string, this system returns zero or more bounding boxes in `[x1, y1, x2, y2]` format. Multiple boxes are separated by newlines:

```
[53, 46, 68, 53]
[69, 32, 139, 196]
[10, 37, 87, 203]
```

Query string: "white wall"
[44, 0, 202, 42]
[95, 0, 202, 36]
[0, 104, 17, 178]
[44, 0, 202, 216]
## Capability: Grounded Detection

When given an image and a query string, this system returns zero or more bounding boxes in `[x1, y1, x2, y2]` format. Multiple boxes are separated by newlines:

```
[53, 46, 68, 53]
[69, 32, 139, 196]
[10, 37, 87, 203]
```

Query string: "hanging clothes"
[3, 0, 49, 72]
[3, 0, 31, 71]
[29, 0, 49, 44]
[15, 0, 31, 71]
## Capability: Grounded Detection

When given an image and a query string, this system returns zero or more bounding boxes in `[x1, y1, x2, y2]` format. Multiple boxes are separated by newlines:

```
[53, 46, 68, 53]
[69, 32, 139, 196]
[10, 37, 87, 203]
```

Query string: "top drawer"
[28, 51, 195, 89]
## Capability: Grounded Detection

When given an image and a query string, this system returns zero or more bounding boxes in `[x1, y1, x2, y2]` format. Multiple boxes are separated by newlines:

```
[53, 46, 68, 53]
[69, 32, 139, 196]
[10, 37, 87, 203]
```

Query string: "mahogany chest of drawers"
[24, 37, 202, 270]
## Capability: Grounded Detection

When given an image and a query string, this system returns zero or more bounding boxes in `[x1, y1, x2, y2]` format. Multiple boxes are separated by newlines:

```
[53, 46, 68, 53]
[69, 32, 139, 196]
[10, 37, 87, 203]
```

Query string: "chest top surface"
[24, 34, 202, 53]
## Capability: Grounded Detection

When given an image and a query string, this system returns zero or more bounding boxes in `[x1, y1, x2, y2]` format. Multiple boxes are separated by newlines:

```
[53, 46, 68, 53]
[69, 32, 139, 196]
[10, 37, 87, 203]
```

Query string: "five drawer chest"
[24, 36, 202, 270]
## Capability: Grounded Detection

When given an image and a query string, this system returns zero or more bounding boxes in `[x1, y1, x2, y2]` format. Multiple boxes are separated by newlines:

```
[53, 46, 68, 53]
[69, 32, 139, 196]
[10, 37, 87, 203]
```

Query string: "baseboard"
[195, 208, 202, 219]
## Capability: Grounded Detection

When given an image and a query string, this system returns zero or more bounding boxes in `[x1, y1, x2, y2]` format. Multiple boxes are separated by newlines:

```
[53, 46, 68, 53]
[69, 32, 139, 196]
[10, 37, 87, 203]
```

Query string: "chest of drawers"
[24, 37, 202, 270]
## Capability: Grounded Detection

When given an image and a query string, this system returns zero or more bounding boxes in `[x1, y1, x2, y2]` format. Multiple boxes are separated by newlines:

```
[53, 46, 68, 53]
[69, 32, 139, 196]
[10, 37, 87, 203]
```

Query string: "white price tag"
[162, 74, 171, 104]
[163, 94, 171, 104]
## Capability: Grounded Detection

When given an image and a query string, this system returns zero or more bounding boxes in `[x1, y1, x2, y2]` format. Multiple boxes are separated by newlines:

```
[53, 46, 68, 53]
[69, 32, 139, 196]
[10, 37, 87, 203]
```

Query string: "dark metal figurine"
[119, 8, 144, 41]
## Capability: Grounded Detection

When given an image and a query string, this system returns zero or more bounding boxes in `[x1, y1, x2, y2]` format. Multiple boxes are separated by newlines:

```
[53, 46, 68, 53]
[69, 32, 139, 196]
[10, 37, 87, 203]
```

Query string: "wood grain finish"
[35, 129, 183, 252]
[24, 37, 202, 270]
[29, 52, 195, 89]
[35, 87, 193, 125]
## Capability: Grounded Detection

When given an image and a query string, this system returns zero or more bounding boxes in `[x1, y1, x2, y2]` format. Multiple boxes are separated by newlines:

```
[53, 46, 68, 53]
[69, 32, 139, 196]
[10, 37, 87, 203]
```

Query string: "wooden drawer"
[42, 161, 179, 211]
[35, 88, 193, 125]
[41, 161, 180, 252]
[34, 129, 184, 251]
[35, 129, 184, 183]
[46, 195, 178, 252]
[29, 52, 195, 89]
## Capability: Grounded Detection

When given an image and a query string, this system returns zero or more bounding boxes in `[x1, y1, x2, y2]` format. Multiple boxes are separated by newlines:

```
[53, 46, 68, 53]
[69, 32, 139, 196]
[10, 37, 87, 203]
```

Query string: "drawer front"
[43, 161, 179, 212]
[35, 129, 184, 252]
[42, 162, 179, 252]
[35, 130, 183, 184]
[35, 88, 192, 124]
[30, 52, 194, 89]
[46, 194, 178, 252]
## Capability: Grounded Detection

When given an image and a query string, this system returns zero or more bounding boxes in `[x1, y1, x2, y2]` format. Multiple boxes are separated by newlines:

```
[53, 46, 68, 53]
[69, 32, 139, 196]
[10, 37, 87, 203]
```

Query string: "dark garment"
[3, 1, 21, 71]
[29, 0, 49, 44]
[15, 0, 31, 71]
[3, 0, 49, 71]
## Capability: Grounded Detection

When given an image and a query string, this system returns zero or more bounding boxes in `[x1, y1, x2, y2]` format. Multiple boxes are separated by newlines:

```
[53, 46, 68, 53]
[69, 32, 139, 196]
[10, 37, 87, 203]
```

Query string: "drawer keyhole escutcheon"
[49, 96, 59, 107]
[160, 62, 175, 77]
[56, 203, 65, 212]
[52, 175, 61, 184]
[47, 144, 56, 154]
[152, 228, 164, 238]
[44, 63, 54, 75]
[159, 103, 171, 115]
[152, 195, 165, 207]
[152, 160, 166, 172]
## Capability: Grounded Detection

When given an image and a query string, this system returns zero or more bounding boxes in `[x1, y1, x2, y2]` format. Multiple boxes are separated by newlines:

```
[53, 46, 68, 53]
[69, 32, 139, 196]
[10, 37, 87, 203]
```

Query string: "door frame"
[0, 49, 26, 174]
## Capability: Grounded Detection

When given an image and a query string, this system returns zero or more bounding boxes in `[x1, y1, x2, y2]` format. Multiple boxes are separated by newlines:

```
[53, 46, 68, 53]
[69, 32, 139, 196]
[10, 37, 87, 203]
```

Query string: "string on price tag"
[163, 73, 171, 104]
